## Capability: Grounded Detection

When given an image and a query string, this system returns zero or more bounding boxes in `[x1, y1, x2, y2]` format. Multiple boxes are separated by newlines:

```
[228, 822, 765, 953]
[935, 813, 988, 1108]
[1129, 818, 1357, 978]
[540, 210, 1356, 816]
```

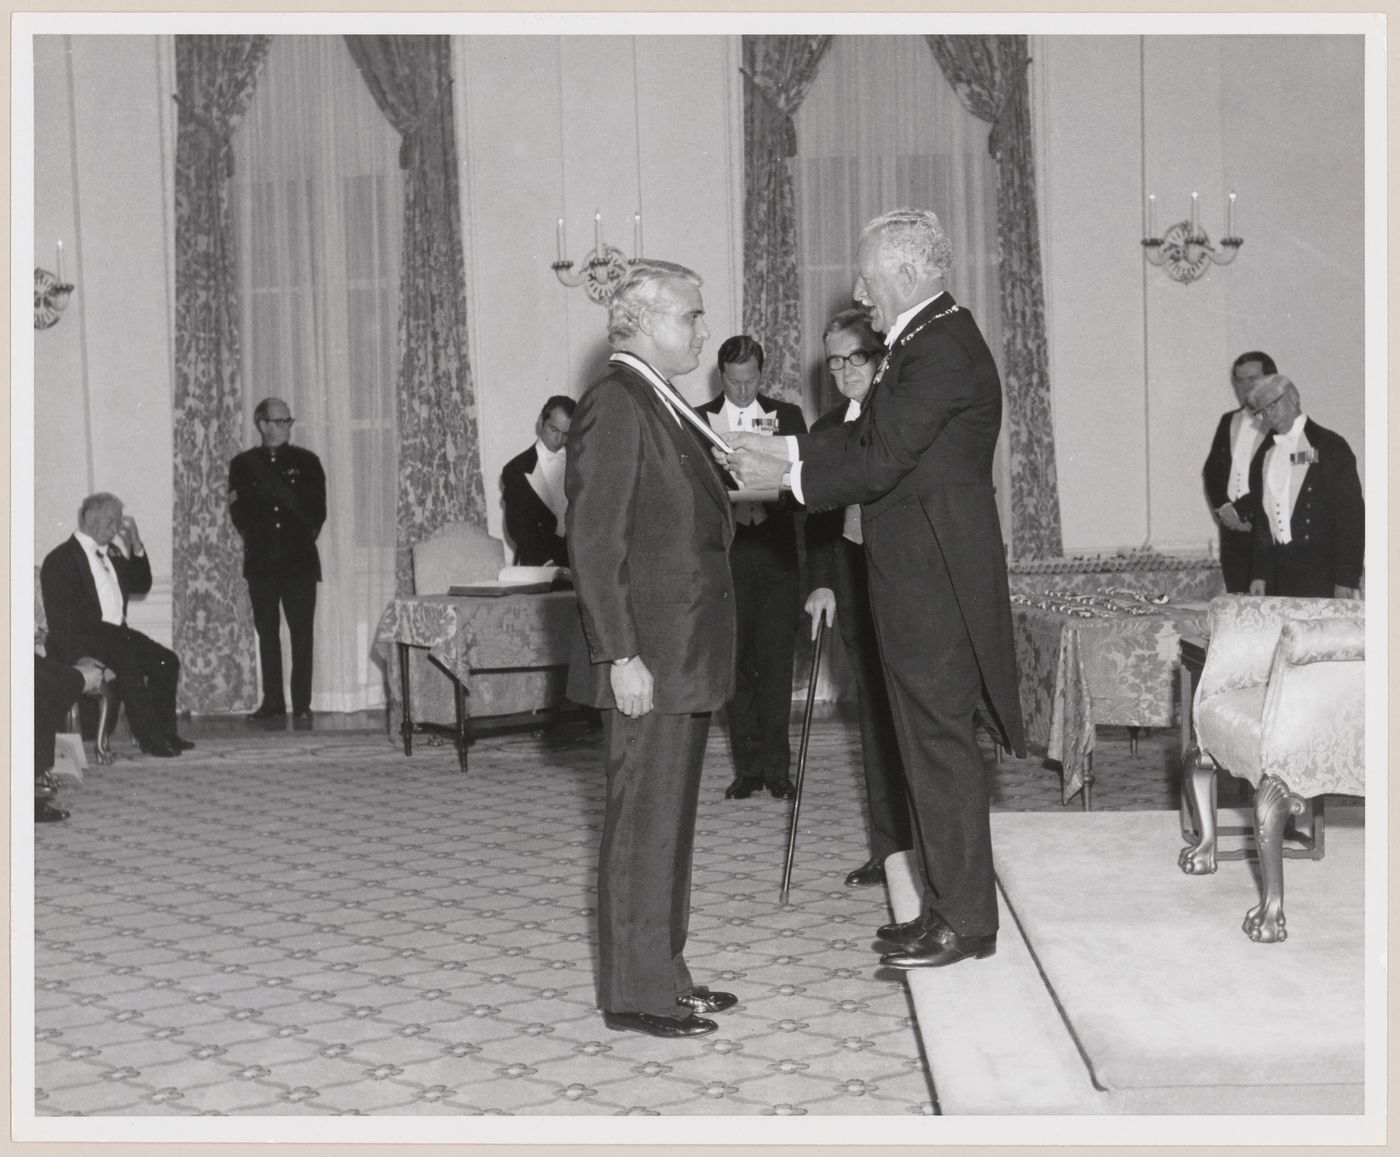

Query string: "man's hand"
[1334, 585, 1360, 600]
[804, 588, 836, 639]
[1249, 579, 1267, 595]
[73, 658, 107, 694]
[118, 514, 144, 555]
[724, 449, 789, 491]
[1216, 503, 1251, 533]
[609, 656, 654, 718]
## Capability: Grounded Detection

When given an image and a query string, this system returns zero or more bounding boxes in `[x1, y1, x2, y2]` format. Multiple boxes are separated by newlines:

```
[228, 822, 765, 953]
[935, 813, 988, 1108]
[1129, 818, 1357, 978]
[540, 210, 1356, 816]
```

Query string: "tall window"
[233, 36, 402, 711]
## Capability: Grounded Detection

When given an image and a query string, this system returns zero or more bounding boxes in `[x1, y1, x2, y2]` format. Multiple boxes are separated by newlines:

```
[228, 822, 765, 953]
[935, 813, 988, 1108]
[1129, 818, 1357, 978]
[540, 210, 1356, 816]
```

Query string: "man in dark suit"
[566, 259, 738, 1039]
[229, 397, 326, 722]
[725, 208, 1026, 971]
[1245, 374, 1364, 598]
[804, 308, 912, 888]
[501, 395, 575, 566]
[34, 653, 104, 822]
[697, 335, 806, 801]
[1202, 351, 1274, 592]
[41, 493, 192, 757]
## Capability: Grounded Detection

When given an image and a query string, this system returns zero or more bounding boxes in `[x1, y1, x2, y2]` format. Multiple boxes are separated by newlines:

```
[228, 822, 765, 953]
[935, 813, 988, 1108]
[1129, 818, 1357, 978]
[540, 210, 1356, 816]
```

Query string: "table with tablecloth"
[1011, 592, 1210, 808]
[372, 591, 580, 769]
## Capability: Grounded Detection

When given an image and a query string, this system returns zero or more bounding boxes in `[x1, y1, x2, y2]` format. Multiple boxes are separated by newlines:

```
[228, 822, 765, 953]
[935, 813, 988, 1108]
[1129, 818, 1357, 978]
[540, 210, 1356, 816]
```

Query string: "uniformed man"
[229, 397, 327, 722]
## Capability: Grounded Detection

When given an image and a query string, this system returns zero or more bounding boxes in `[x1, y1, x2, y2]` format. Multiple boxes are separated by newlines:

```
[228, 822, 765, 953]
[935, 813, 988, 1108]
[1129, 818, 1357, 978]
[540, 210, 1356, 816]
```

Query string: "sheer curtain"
[231, 37, 402, 712]
[792, 36, 1006, 512]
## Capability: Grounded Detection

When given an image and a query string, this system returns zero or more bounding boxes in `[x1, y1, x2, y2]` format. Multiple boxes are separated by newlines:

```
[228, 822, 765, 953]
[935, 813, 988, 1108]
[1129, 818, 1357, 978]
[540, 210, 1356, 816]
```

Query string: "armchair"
[1180, 596, 1365, 942]
[411, 521, 507, 595]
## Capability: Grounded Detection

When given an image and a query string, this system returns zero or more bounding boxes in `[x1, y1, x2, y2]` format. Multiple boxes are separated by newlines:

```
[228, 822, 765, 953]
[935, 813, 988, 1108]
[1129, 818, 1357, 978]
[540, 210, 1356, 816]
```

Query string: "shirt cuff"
[783, 434, 801, 463]
[790, 462, 806, 506]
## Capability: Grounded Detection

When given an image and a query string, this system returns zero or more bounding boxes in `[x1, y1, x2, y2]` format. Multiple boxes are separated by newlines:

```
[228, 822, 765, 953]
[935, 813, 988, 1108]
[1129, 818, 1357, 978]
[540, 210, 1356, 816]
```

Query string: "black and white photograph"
[11, 7, 1387, 1151]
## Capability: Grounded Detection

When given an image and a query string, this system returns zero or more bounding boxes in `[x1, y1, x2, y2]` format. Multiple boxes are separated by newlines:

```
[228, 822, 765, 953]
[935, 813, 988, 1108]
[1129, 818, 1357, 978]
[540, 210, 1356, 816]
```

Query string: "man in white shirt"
[40, 493, 191, 757]
[501, 396, 575, 567]
[696, 336, 807, 802]
[1201, 351, 1274, 592]
[1244, 375, 1364, 598]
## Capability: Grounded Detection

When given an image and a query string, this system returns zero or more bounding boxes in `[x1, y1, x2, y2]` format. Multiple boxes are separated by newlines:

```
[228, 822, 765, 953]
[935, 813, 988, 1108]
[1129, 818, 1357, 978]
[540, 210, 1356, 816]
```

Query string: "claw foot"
[1244, 901, 1287, 943]
[1178, 841, 1218, 875]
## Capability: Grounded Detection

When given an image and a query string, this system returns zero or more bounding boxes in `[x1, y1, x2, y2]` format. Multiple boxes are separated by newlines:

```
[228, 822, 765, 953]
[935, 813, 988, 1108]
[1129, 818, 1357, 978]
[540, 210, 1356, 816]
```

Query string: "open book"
[448, 565, 571, 598]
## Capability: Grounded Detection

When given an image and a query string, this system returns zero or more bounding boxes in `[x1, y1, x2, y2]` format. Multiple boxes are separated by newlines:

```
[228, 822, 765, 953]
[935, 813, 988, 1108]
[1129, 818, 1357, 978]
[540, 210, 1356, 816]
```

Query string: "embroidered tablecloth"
[372, 592, 579, 731]
[1012, 596, 1210, 804]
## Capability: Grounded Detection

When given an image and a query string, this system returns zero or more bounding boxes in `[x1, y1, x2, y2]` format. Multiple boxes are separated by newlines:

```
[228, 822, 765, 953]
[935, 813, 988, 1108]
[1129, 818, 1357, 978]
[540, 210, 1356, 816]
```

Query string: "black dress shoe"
[165, 734, 196, 751]
[880, 926, 997, 969]
[724, 777, 762, 800]
[35, 799, 70, 823]
[602, 1010, 718, 1038]
[845, 858, 886, 888]
[248, 703, 287, 721]
[876, 912, 948, 946]
[767, 780, 796, 800]
[139, 740, 179, 758]
[676, 986, 737, 1014]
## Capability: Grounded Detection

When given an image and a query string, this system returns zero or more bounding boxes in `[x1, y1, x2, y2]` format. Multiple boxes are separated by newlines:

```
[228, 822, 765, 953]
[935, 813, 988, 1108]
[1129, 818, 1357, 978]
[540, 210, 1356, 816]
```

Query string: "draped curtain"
[344, 36, 485, 594]
[171, 34, 271, 713]
[927, 34, 1063, 559]
[740, 35, 831, 405]
[232, 36, 402, 713]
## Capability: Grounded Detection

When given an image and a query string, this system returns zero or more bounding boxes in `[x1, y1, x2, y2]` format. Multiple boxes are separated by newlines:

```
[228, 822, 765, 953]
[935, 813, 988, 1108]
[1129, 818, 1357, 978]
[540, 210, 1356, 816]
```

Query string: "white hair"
[607, 260, 703, 347]
[861, 208, 954, 280]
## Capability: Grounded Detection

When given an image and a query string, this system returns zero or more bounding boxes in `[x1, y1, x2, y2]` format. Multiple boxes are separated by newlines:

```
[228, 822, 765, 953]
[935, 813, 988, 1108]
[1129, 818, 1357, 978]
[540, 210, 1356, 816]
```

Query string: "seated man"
[40, 493, 193, 757]
[34, 653, 105, 822]
[501, 396, 575, 566]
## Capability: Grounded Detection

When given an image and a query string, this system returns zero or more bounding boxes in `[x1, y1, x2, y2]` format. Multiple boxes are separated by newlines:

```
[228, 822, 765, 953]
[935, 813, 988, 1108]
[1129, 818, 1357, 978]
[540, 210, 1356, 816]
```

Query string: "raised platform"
[886, 806, 1365, 1114]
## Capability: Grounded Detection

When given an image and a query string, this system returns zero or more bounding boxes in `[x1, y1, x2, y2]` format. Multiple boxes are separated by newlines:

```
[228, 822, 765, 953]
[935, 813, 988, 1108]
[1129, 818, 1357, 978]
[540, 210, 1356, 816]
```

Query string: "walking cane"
[779, 613, 827, 906]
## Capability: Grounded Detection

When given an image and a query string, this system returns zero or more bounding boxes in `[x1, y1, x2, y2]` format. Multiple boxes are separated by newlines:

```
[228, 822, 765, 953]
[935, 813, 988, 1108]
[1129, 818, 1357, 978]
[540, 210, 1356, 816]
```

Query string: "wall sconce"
[1141, 191, 1242, 284]
[34, 267, 74, 330]
[551, 211, 643, 304]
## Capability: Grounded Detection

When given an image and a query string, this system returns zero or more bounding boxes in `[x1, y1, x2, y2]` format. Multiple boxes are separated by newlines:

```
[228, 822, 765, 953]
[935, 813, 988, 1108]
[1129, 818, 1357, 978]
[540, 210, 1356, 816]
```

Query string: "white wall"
[1035, 33, 1366, 555]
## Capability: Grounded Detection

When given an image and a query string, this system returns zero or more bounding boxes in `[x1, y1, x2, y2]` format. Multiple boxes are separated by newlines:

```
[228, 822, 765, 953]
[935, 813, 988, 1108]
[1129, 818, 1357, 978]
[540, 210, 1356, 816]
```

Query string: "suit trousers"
[727, 527, 799, 785]
[865, 500, 996, 938]
[247, 573, 317, 712]
[1258, 541, 1337, 598]
[35, 656, 85, 782]
[596, 708, 711, 1018]
[1218, 525, 1253, 594]
[75, 623, 180, 746]
[831, 538, 913, 861]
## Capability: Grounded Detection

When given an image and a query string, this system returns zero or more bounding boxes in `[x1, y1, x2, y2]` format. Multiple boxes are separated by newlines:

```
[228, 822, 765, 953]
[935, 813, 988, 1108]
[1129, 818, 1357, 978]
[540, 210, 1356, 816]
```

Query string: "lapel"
[868, 292, 961, 398]
[617, 364, 733, 519]
[66, 535, 103, 612]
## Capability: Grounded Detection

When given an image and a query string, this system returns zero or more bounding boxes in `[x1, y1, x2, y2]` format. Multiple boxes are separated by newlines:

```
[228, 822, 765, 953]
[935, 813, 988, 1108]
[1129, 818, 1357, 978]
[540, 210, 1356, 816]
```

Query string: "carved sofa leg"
[1244, 773, 1306, 943]
[1178, 745, 1220, 875]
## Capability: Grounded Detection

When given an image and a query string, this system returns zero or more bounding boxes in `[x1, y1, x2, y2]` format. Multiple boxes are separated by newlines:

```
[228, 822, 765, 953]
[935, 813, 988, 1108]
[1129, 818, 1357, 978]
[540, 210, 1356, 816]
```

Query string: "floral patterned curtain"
[927, 35, 1063, 559]
[741, 36, 831, 406]
[344, 35, 485, 594]
[171, 34, 271, 712]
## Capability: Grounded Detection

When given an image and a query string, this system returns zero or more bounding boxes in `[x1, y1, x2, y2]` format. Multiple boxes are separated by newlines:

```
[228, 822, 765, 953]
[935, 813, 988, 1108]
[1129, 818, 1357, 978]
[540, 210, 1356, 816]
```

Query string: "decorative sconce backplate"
[34, 267, 74, 330]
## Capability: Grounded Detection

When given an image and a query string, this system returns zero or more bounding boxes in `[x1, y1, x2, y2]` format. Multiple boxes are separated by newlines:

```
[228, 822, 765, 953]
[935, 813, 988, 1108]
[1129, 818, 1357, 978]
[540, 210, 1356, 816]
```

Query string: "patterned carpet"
[27, 711, 1189, 1123]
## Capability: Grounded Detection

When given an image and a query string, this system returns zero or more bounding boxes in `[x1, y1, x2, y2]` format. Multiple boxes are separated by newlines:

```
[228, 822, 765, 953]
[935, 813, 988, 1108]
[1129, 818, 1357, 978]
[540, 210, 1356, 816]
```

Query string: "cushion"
[1196, 685, 1265, 786]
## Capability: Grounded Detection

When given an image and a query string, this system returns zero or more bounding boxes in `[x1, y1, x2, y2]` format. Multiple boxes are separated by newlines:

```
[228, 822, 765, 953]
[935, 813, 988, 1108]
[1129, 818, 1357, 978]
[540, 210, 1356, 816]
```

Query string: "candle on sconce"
[594, 211, 602, 255]
[633, 211, 642, 259]
[57, 239, 64, 283]
[1227, 192, 1237, 238]
[1190, 191, 1199, 234]
[556, 217, 565, 262]
[1147, 194, 1156, 239]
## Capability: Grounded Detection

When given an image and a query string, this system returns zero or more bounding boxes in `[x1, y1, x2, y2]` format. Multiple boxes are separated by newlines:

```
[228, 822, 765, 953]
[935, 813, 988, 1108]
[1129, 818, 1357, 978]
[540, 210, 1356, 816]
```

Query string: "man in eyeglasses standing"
[229, 397, 327, 723]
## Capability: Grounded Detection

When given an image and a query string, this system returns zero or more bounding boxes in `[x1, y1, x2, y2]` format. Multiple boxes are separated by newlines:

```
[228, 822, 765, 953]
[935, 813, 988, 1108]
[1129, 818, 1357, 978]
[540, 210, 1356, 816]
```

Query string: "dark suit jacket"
[229, 444, 326, 581]
[695, 392, 807, 563]
[796, 292, 1025, 755]
[40, 536, 152, 664]
[1248, 418, 1365, 592]
[804, 401, 854, 595]
[501, 444, 569, 567]
[565, 358, 736, 713]
[1202, 407, 1262, 522]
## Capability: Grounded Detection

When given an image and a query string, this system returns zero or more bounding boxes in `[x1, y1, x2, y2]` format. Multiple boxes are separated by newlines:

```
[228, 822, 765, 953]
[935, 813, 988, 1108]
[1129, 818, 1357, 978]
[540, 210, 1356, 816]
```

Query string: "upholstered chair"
[1180, 596, 1365, 942]
[411, 521, 507, 596]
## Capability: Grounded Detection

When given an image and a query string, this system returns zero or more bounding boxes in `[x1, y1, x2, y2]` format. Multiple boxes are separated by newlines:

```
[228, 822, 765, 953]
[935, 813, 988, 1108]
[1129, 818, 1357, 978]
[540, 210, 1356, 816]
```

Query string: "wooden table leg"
[453, 677, 470, 774]
[1081, 754, 1094, 812]
[397, 642, 414, 756]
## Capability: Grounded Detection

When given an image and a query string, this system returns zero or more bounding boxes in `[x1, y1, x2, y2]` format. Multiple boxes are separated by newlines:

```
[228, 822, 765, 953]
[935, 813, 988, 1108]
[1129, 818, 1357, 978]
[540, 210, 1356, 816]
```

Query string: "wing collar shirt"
[75, 529, 125, 625]
[527, 437, 569, 536]
[787, 292, 948, 503]
[1264, 413, 1309, 544]
[1227, 409, 1267, 503]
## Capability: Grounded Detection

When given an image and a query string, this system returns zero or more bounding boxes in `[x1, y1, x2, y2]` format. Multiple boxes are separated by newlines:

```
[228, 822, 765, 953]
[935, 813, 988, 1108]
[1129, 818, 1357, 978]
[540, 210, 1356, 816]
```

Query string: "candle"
[594, 211, 602, 255]
[1190, 191, 1199, 234]
[1227, 192, 1237, 238]
[56, 239, 64, 282]
[1147, 194, 1156, 239]
[633, 211, 642, 259]
[556, 217, 565, 262]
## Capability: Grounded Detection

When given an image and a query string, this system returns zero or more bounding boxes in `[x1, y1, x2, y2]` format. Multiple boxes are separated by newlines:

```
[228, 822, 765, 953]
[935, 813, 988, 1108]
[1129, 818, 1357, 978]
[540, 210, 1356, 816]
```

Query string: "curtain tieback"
[172, 94, 236, 178]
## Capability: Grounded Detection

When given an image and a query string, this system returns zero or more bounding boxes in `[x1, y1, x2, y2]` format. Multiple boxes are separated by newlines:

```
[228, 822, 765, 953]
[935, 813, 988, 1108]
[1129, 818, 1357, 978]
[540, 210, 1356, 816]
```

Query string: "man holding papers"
[565, 259, 739, 1038]
[722, 209, 1025, 971]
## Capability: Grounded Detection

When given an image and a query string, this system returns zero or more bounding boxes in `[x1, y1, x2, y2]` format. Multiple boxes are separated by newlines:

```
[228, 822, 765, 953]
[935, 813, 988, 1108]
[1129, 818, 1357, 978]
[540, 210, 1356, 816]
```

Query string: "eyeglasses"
[1250, 396, 1288, 418]
[262, 417, 296, 427]
[825, 350, 881, 372]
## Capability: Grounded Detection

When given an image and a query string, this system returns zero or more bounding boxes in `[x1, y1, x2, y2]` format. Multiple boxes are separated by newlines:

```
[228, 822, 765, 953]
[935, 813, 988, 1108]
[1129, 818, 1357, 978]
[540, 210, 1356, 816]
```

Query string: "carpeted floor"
[28, 711, 1195, 1121]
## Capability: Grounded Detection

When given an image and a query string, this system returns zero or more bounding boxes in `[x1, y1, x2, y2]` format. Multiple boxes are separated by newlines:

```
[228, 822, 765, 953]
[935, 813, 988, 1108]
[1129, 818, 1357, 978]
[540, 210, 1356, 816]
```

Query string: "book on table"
[448, 565, 570, 598]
